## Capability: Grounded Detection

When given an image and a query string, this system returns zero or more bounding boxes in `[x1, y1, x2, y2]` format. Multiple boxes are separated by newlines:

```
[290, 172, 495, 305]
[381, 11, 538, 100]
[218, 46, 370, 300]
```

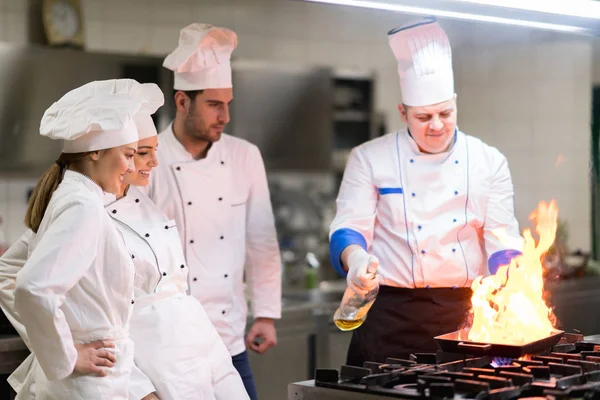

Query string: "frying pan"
[434, 328, 564, 358]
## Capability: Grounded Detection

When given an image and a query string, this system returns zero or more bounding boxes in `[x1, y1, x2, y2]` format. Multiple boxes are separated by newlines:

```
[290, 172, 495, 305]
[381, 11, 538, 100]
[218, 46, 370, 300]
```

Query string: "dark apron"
[346, 285, 472, 366]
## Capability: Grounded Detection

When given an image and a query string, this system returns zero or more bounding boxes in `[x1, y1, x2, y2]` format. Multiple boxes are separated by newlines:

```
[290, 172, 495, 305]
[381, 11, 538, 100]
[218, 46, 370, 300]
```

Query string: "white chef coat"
[13, 170, 136, 399]
[329, 129, 523, 288]
[107, 186, 248, 400]
[144, 124, 282, 356]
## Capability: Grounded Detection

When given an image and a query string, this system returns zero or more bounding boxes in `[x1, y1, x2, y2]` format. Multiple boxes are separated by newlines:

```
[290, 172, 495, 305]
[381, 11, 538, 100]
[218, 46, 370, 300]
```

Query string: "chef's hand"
[141, 393, 160, 400]
[344, 247, 379, 291]
[73, 340, 116, 377]
[246, 318, 277, 355]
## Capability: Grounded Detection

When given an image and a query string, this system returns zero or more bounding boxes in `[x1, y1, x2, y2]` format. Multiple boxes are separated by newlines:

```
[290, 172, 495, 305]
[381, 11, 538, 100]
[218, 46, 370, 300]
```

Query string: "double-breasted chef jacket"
[330, 129, 523, 288]
[329, 129, 524, 365]
[143, 124, 282, 356]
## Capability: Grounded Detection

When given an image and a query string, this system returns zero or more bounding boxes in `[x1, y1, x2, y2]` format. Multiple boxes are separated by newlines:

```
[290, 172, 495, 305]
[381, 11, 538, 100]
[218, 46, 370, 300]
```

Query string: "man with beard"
[144, 23, 281, 400]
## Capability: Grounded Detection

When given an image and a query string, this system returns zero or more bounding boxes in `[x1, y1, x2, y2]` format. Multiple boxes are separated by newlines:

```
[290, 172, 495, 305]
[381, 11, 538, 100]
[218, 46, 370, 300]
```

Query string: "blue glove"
[488, 249, 522, 275]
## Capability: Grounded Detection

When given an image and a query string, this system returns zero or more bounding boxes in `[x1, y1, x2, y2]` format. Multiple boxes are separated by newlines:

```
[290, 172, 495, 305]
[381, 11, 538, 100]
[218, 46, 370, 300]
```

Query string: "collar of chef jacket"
[62, 170, 104, 201]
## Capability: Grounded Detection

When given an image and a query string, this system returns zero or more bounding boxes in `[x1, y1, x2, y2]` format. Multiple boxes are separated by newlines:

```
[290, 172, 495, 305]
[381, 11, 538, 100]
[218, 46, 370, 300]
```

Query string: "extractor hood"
[295, 0, 600, 35]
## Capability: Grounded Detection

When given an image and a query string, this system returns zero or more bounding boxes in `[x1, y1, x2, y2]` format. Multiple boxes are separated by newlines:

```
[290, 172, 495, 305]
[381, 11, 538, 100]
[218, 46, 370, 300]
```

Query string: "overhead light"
[451, 0, 600, 20]
[296, 0, 594, 34]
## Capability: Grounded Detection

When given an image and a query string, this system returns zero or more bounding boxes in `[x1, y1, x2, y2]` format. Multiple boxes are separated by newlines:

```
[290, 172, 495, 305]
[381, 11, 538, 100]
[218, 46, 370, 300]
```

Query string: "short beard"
[183, 108, 211, 142]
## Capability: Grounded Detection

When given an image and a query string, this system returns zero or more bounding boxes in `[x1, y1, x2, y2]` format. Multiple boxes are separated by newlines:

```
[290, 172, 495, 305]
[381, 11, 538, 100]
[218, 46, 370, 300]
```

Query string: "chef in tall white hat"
[142, 23, 282, 399]
[329, 17, 524, 366]
[12, 80, 142, 399]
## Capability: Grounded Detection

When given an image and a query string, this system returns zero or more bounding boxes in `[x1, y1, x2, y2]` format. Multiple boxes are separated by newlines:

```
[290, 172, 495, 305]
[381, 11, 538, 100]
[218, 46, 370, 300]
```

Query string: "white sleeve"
[483, 152, 524, 272]
[0, 230, 34, 349]
[15, 200, 102, 381]
[328, 146, 378, 275]
[245, 146, 282, 320]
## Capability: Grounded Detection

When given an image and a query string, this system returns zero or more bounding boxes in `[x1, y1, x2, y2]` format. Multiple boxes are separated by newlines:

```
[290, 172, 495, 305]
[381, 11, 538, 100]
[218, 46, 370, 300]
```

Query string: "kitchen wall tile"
[532, 118, 579, 154]
[81, 0, 106, 21]
[101, 22, 152, 55]
[490, 83, 534, 119]
[4, 11, 27, 44]
[232, 4, 273, 37]
[533, 82, 576, 119]
[270, 38, 309, 62]
[149, 0, 195, 26]
[455, 48, 492, 86]
[234, 34, 275, 60]
[192, 2, 234, 29]
[83, 20, 104, 51]
[102, 0, 151, 25]
[269, 0, 310, 41]
[457, 85, 493, 120]
[4, 0, 25, 13]
[569, 218, 591, 252]
[509, 155, 536, 183]
[0, 15, 6, 42]
[484, 116, 535, 153]
[148, 24, 180, 56]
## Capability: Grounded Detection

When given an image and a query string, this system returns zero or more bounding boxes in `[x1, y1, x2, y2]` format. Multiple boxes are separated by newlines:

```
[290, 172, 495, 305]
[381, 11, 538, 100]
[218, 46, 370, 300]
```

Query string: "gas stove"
[289, 333, 600, 399]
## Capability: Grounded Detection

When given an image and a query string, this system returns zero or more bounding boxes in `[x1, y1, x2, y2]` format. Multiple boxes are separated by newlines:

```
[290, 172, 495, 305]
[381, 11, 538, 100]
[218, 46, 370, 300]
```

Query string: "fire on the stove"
[463, 200, 558, 345]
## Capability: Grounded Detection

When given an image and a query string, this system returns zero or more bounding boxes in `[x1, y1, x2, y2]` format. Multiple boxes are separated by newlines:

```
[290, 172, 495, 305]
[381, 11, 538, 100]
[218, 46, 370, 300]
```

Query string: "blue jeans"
[232, 350, 258, 400]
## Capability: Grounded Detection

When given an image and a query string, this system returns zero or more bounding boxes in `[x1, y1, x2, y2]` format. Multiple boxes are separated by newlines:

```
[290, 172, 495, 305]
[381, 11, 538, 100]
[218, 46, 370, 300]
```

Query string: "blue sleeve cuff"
[488, 249, 522, 275]
[329, 228, 367, 277]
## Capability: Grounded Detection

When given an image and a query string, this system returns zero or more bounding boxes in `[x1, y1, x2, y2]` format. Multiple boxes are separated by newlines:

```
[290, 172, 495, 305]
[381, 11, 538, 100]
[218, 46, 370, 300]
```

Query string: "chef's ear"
[174, 91, 190, 113]
[398, 104, 409, 125]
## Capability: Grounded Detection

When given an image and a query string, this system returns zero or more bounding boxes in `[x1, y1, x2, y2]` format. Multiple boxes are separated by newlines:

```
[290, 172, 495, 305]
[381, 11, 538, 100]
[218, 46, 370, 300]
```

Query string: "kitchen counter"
[248, 285, 350, 400]
[289, 380, 391, 399]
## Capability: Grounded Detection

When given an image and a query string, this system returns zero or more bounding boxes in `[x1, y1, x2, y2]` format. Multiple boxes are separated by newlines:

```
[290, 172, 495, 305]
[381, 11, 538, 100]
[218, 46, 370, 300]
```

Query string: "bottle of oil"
[333, 265, 379, 331]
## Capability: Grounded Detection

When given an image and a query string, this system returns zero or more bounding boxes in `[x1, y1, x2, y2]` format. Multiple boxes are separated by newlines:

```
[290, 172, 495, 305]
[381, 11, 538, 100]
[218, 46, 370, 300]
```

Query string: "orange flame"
[466, 200, 558, 345]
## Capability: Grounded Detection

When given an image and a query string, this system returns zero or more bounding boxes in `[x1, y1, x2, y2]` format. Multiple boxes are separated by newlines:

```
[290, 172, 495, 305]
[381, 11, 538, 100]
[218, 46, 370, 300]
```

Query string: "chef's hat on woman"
[41, 79, 165, 146]
[40, 81, 145, 153]
[163, 23, 238, 91]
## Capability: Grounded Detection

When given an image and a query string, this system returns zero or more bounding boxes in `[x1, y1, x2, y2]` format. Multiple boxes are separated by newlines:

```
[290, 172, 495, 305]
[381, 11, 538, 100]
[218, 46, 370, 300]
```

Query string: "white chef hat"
[163, 23, 238, 91]
[130, 83, 164, 140]
[388, 17, 454, 107]
[40, 90, 142, 154]
[55, 78, 164, 140]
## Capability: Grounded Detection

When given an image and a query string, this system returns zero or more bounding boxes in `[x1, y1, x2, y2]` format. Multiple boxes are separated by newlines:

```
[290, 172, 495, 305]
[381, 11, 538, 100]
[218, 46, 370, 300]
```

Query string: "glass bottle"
[333, 266, 379, 331]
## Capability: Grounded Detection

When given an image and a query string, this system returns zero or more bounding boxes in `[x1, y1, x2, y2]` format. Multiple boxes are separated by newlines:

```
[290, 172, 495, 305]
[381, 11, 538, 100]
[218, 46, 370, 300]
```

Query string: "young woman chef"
[105, 91, 249, 400]
[11, 79, 143, 399]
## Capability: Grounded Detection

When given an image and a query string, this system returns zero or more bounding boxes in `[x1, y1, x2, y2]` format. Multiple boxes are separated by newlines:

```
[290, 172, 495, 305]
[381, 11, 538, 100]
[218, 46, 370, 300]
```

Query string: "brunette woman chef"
[12, 81, 143, 399]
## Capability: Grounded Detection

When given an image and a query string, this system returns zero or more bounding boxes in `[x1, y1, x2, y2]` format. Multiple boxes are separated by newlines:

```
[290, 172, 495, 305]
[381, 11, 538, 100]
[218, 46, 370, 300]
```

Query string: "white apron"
[108, 186, 248, 400]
